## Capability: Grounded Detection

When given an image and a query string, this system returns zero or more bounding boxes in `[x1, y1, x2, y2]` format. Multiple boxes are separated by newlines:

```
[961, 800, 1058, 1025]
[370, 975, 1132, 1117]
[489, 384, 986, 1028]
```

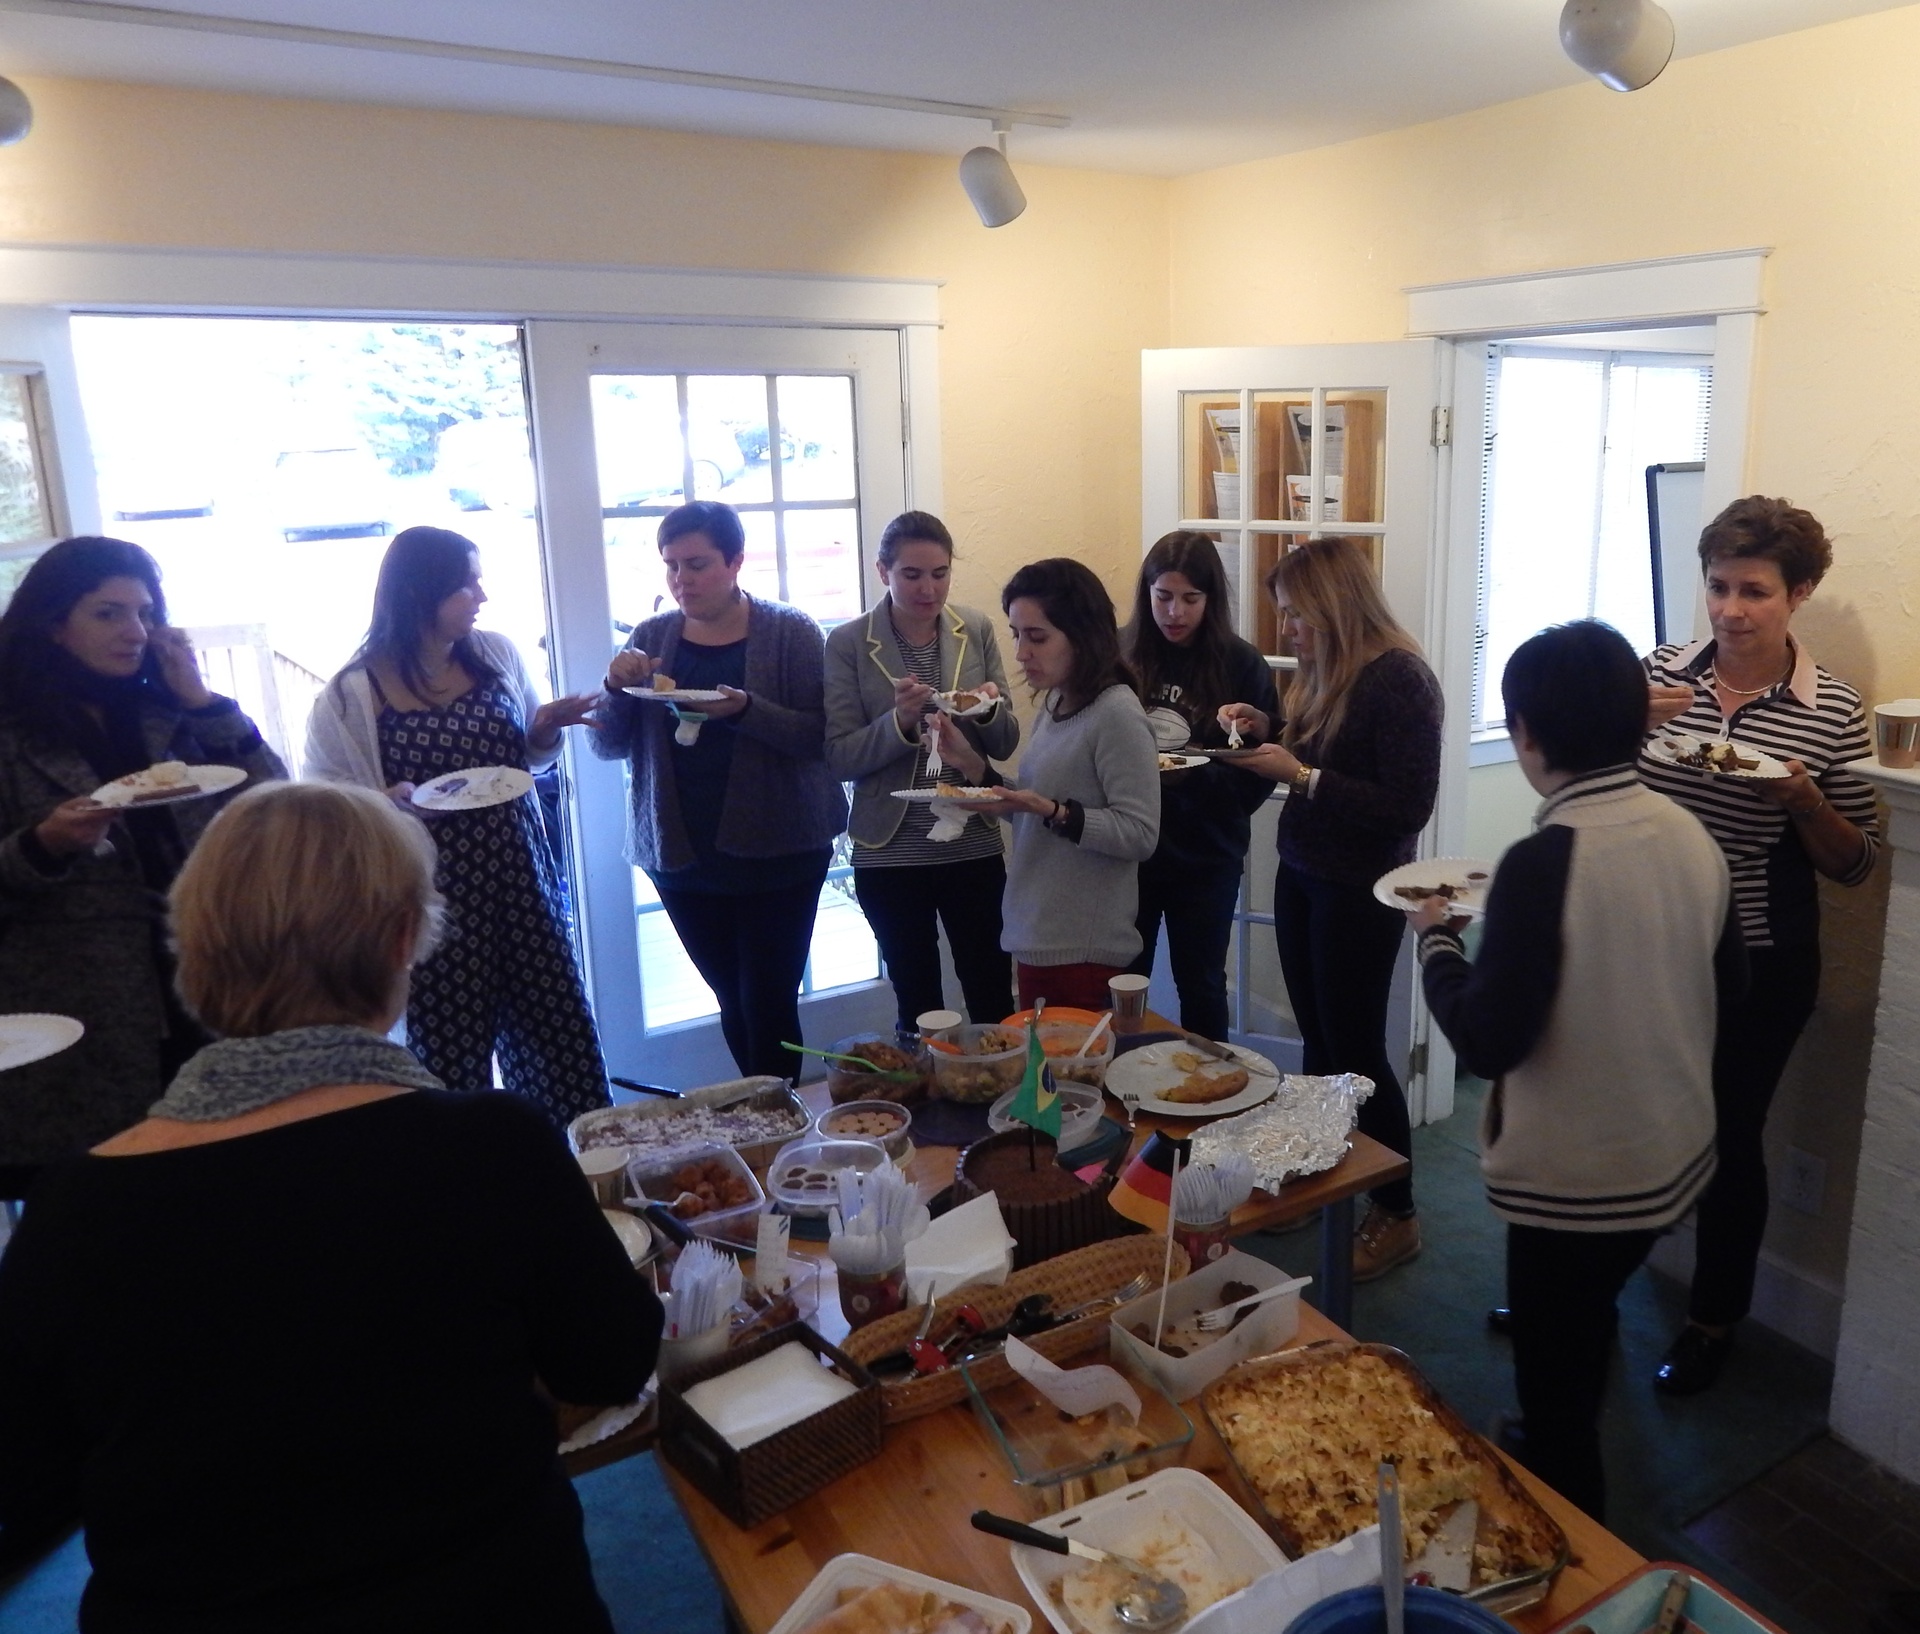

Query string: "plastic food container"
[769, 1554, 1032, 1634]
[927, 1023, 1030, 1104]
[1108, 1248, 1303, 1401]
[1035, 1020, 1115, 1088]
[766, 1134, 891, 1215]
[961, 1349, 1195, 1516]
[988, 1082, 1107, 1152]
[623, 1141, 765, 1246]
[824, 1031, 927, 1104]
[1286, 1585, 1515, 1634]
[816, 1099, 914, 1163]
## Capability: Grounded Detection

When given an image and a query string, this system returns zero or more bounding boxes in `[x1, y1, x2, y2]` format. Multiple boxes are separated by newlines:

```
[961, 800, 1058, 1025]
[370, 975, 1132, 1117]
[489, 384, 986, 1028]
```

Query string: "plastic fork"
[1195, 1275, 1311, 1330]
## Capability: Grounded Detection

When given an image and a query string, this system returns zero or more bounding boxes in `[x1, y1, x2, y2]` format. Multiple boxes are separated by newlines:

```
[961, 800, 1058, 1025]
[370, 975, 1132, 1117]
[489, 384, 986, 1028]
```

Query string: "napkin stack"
[904, 1192, 1016, 1302]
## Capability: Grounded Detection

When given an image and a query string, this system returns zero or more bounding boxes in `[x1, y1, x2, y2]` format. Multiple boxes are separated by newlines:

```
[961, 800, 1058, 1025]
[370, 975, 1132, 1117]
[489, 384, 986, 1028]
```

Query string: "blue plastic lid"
[1283, 1585, 1515, 1634]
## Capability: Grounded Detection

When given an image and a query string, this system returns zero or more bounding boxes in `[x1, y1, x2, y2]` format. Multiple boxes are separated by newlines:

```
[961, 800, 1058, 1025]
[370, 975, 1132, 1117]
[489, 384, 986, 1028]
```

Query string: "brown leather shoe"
[1352, 1204, 1422, 1282]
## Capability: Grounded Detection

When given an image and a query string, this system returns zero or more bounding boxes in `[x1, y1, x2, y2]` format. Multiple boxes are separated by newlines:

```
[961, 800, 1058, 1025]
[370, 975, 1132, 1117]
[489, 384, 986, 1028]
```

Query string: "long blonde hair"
[1267, 538, 1420, 751]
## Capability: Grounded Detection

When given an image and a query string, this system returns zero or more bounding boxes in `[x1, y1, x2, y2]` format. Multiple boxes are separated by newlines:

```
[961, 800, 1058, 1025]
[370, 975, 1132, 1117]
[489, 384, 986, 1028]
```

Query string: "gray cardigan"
[591, 596, 847, 874]
[1001, 684, 1160, 969]
[0, 698, 286, 1169]
[824, 600, 1020, 850]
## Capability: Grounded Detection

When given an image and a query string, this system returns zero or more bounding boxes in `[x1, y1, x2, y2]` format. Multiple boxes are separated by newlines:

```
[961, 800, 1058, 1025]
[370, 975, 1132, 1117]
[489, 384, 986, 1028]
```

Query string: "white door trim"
[1405, 248, 1769, 339]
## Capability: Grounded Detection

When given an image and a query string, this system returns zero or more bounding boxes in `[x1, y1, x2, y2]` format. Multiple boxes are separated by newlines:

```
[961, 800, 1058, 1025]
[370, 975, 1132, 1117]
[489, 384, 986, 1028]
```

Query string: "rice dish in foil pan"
[1188, 1073, 1373, 1190]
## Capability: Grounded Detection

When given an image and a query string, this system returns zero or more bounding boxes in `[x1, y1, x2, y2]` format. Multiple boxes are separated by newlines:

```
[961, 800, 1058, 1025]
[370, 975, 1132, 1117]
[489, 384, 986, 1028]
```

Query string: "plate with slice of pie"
[1372, 858, 1496, 919]
[1106, 1041, 1279, 1119]
[1648, 731, 1790, 780]
[89, 761, 247, 809]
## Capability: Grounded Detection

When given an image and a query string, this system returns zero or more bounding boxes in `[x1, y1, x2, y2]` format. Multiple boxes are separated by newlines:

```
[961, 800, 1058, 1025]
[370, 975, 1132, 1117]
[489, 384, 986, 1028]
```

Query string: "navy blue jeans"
[1130, 859, 1244, 1044]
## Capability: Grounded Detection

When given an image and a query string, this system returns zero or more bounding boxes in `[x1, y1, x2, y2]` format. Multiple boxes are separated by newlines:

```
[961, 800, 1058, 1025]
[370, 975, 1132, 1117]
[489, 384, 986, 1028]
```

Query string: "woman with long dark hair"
[0, 536, 283, 1197]
[935, 558, 1159, 1013]
[1222, 538, 1442, 1282]
[305, 525, 610, 1126]
[1122, 532, 1279, 1041]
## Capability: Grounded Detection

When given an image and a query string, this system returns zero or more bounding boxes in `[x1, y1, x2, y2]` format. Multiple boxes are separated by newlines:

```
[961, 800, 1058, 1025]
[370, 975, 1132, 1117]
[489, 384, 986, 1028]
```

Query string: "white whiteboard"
[1648, 462, 1706, 646]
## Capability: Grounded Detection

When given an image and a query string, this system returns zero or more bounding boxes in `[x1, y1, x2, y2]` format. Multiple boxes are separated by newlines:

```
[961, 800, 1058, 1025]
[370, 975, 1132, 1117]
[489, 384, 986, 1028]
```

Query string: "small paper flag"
[1006, 1019, 1062, 1140]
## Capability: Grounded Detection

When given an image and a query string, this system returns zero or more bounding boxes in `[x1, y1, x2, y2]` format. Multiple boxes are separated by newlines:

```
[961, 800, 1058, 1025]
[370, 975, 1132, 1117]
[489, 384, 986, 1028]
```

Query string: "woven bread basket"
[838, 1235, 1190, 1424]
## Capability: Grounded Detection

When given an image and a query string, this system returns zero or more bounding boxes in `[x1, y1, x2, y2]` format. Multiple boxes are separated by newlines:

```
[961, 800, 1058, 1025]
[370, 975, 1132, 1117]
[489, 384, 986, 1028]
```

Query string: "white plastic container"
[987, 1081, 1107, 1152]
[768, 1552, 1031, 1634]
[1108, 1249, 1305, 1402]
[623, 1140, 765, 1246]
[1008, 1466, 1288, 1634]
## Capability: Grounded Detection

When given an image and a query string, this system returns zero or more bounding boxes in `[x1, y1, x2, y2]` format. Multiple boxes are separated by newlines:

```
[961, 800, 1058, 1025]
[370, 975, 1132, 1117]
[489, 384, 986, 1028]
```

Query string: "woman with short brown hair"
[0, 781, 660, 1632]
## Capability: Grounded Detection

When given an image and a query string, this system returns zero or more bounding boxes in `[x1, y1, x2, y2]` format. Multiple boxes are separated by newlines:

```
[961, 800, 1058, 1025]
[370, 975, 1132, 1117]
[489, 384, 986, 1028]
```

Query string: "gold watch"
[1291, 763, 1314, 792]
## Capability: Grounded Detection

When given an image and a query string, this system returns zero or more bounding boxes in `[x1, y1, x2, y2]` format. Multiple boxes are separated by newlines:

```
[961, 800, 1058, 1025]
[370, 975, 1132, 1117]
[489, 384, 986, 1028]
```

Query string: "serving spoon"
[970, 1511, 1187, 1631]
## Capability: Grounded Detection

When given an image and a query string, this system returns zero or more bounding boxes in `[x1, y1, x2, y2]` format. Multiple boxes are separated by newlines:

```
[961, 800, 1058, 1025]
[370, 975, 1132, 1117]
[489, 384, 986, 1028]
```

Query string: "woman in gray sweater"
[936, 559, 1159, 1013]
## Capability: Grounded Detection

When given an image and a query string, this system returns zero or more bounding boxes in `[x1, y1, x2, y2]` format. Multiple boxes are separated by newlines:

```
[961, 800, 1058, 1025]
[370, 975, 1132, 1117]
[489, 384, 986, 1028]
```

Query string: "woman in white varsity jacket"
[1410, 622, 1746, 1523]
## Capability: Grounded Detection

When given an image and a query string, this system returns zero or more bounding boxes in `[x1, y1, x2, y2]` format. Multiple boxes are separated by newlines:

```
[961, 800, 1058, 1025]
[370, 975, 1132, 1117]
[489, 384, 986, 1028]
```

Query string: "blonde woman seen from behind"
[1221, 538, 1442, 1282]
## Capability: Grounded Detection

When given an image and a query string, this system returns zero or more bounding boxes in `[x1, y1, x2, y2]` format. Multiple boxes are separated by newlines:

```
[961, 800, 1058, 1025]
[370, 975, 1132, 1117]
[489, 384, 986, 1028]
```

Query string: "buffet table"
[662, 1297, 1645, 1634]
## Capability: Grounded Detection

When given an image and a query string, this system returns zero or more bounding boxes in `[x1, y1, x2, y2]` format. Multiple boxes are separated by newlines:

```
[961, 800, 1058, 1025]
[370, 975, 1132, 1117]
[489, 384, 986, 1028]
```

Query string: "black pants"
[1508, 1223, 1659, 1522]
[1272, 862, 1414, 1214]
[853, 854, 1013, 1030]
[1690, 941, 1821, 1327]
[656, 870, 828, 1080]
[1130, 859, 1244, 1043]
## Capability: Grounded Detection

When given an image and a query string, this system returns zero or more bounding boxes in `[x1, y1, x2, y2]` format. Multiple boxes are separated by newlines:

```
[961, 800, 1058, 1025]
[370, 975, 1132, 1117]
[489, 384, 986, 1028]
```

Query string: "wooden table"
[663, 1299, 1644, 1634]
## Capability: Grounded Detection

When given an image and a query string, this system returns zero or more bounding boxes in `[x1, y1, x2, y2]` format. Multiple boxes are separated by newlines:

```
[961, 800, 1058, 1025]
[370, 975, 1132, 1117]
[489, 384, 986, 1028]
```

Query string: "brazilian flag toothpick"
[1007, 1017, 1062, 1141]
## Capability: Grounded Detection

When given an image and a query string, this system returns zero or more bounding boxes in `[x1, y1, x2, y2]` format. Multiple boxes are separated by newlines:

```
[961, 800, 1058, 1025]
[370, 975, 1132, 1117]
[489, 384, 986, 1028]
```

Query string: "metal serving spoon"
[970, 1511, 1187, 1631]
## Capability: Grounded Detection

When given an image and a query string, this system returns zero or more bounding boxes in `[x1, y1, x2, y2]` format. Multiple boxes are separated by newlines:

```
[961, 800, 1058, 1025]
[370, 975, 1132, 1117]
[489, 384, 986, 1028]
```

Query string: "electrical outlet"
[1780, 1146, 1826, 1217]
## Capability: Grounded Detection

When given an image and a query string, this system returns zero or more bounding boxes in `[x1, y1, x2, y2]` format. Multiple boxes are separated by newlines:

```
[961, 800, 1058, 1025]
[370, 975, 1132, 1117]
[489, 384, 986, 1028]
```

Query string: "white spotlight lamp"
[959, 122, 1026, 228]
[1560, 0, 1674, 92]
[0, 77, 30, 146]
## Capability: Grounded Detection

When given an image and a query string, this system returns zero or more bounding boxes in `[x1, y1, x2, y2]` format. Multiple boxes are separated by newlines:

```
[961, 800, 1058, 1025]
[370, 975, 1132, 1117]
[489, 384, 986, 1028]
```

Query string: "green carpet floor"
[0, 1079, 1834, 1631]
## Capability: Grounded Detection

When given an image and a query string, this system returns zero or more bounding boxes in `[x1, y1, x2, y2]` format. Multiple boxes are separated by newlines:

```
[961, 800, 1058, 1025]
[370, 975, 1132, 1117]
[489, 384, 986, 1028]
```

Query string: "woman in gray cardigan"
[593, 502, 847, 1078]
[0, 538, 284, 1196]
[825, 512, 1019, 1028]
[937, 558, 1159, 1013]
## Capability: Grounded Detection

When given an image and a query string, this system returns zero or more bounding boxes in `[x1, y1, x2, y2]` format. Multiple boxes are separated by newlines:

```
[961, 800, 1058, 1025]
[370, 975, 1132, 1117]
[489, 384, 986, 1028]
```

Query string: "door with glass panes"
[526, 323, 906, 1086]
[1140, 340, 1466, 1123]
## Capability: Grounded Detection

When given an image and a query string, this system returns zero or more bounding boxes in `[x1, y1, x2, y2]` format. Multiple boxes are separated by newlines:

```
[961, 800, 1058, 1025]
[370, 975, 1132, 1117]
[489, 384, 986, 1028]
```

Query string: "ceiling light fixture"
[1560, 0, 1675, 92]
[0, 75, 29, 144]
[959, 124, 1026, 228]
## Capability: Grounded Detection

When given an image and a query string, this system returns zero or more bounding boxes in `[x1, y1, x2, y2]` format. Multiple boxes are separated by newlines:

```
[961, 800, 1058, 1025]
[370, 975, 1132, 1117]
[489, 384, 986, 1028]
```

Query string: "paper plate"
[622, 687, 730, 704]
[411, 766, 535, 812]
[1372, 857, 1496, 919]
[890, 787, 1002, 809]
[1648, 732, 1791, 780]
[1105, 1041, 1280, 1119]
[1158, 753, 1209, 772]
[89, 763, 246, 809]
[0, 1013, 85, 1073]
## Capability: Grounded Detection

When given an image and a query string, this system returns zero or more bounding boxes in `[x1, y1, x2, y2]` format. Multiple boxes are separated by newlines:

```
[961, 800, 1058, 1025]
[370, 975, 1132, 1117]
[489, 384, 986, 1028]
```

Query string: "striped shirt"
[1640, 639, 1879, 948]
[851, 630, 1002, 869]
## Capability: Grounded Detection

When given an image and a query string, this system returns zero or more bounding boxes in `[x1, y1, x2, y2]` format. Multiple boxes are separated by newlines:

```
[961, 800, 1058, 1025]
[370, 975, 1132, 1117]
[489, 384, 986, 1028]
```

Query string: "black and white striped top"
[851, 630, 1002, 869]
[1640, 639, 1879, 949]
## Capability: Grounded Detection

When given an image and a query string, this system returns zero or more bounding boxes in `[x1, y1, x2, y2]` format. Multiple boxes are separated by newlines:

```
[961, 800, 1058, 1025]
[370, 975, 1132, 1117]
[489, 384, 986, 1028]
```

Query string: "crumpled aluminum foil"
[1188, 1072, 1375, 1191]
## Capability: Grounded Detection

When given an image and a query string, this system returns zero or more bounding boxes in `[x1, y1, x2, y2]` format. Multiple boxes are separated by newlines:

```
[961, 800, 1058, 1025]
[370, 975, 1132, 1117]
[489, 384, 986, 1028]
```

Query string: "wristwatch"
[1291, 762, 1314, 793]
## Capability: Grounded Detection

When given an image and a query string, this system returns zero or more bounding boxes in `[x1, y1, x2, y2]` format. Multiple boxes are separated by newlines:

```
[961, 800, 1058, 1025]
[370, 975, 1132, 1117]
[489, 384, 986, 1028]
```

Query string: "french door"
[1140, 340, 1468, 1123]
[525, 322, 907, 1087]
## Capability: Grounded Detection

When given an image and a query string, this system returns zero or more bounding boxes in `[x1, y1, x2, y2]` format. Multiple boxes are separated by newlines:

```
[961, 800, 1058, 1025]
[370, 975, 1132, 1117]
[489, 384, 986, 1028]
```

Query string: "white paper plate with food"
[0, 1013, 85, 1073]
[1197, 747, 1264, 761]
[770, 1553, 1030, 1634]
[1009, 1466, 1286, 1634]
[1372, 858, 1496, 919]
[90, 761, 246, 808]
[1158, 753, 1209, 773]
[932, 688, 999, 719]
[1106, 1042, 1279, 1119]
[891, 786, 1004, 810]
[1647, 731, 1791, 780]
[410, 766, 535, 811]
[622, 685, 731, 704]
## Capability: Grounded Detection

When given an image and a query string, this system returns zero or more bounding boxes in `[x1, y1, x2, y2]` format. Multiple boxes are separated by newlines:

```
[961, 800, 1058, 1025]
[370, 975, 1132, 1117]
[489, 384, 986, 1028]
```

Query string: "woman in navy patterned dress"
[305, 527, 610, 1127]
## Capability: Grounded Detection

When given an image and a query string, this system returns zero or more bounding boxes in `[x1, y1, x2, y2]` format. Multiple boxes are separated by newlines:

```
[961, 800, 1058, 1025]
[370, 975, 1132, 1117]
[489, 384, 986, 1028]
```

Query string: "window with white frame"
[1474, 345, 1712, 734]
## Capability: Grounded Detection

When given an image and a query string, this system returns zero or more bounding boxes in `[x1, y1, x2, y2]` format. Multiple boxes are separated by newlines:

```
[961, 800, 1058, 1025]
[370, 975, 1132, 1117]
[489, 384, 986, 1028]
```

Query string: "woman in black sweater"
[1122, 532, 1279, 1042]
[0, 781, 661, 1633]
[1222, 538, 1442, 1282]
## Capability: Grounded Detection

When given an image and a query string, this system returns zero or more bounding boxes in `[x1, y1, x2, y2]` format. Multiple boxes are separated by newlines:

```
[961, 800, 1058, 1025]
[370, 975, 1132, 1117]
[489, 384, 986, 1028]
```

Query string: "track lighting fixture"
[959, 124, 1026, 229]
[1560, 0, 1675, 92]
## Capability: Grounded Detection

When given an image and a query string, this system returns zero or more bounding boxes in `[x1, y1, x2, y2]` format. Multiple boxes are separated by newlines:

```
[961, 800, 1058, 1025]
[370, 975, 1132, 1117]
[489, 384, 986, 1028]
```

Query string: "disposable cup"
[1875, 699, 1920, 768]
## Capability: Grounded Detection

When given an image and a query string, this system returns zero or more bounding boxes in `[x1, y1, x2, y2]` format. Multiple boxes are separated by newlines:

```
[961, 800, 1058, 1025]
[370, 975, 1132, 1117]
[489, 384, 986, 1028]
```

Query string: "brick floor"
[1682, 1437, 1920, 1634]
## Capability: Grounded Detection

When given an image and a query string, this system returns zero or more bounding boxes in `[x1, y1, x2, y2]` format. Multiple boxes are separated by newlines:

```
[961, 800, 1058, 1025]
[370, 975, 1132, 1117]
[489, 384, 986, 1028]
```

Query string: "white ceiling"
[0, 0, 1907, 176]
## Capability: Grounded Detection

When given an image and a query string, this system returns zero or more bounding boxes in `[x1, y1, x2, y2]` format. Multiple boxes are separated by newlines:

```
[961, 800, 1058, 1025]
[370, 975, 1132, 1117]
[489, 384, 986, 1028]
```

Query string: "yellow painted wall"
[1170, 5, 1920, 1304]
[0, 75, 1171, 615]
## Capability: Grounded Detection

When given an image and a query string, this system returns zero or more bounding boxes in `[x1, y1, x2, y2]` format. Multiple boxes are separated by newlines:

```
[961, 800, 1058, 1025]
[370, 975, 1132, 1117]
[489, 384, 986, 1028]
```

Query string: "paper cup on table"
[577, 1147, 628, 1207]
[657, 1319, 730, 1385]
[1876, 699, 1920, 768]
[1108, 972, 1151, 1034]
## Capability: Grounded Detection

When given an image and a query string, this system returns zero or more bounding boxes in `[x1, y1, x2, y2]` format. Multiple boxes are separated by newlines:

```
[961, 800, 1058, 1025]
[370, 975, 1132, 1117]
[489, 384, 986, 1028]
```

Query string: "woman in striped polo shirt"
[1640, 495, 1879, 1396]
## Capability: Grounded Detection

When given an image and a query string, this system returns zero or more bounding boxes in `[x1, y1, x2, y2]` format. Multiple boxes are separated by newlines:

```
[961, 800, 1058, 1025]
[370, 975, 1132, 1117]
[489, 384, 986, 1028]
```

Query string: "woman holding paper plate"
[824, 510, 1020, 1030]
[305, 525, 610, 1126]
[1219, 538, 1441, 1284]
[0, 536, 283, 1198]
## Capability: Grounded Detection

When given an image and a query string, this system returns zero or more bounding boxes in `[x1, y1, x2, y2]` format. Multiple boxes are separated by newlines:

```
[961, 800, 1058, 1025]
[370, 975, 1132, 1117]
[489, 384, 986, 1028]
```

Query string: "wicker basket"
[657, 1322, 882, 1529]
[838, 1235, 1191, 1424]
[954, 1129, 1133, 1269]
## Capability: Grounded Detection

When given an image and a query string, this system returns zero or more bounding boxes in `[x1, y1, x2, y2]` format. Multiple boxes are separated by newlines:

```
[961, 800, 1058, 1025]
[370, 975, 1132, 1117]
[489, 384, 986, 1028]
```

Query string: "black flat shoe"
[1654, 1325, 1734, 1396]
[1486, 1307, 1513, 1336]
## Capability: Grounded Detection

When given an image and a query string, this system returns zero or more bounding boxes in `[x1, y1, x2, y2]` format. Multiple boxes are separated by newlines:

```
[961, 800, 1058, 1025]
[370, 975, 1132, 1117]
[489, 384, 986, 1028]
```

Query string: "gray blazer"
[592, 595, 847, 875]
[824, 600, 1020, 850]
[0, 698, 286, 1170]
